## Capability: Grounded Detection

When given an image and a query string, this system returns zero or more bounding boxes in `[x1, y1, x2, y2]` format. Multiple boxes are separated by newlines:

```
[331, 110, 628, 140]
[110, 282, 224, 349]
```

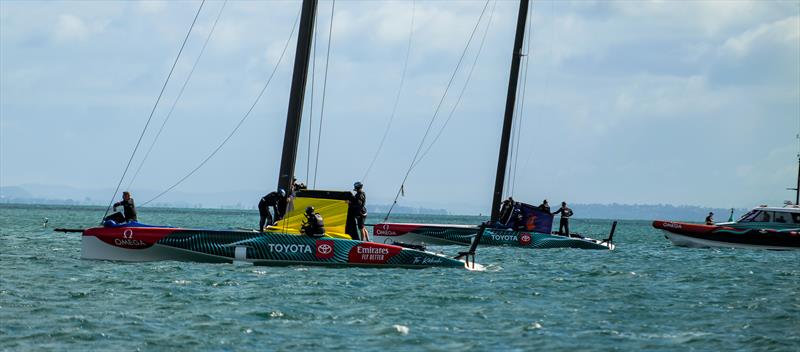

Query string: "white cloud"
[53, 14, 89, 43]
[722, 16, 800, 58]
[136, 0, 167, 14]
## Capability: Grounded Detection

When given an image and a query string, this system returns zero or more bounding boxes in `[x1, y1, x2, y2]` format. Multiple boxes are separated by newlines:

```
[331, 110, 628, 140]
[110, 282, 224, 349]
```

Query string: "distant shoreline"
[0, 201, 748, 223]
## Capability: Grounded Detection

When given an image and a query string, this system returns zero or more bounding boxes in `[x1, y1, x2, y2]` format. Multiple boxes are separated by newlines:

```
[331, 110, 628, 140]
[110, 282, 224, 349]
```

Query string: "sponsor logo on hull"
[373, 223, 423, 237]
[100, 229, 154, 249]
[347, 242, 401, 264]
[412, 256, 444, 265]
[519, 233, 532, 246]
[315, 240, 335, 259]
[491, 234, 519, 242]
[662, 222, 682, 230]
[267, 243, 313, 254]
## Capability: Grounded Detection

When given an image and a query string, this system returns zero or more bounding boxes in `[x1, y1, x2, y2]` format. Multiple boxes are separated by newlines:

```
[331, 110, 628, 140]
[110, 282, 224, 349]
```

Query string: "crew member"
[347, 181, 368, 241]
[301, 206, 325, 237]
[705, 212, 714, 225]
[258, 189, 285, 231]
[113, 191, 138, 222]
[512, 207, 527, 231]
[538, 199, 551, 213]
[277, 183, 292, 220]
[498, 197, 515, 226]
[293, 177, 307, 191]
[552, 201, 573, 236]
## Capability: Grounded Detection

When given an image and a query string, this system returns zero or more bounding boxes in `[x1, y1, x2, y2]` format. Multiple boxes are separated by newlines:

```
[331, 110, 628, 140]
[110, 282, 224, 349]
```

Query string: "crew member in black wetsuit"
[301, 206, 325, 237]
[538, 199, 551, 214]
[258, 189, 285, 231]
[293, 177, 307, 191]
[347, 182, 367, 241]
[498, 197, 515, 227]
[512, 207, 527, 231]
[705, 212, 714, 225]
[552, 201, 573, 236]
[112, 191, 138, 222]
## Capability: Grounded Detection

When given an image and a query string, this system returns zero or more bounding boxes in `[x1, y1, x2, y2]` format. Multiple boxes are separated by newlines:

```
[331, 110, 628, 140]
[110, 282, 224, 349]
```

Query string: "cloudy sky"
[1, 0, 798, 213]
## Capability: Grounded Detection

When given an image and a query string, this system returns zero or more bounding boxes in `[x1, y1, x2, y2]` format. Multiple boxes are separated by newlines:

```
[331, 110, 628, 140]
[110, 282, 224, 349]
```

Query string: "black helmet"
[305, 206, 314, 214]
[278, 189, 286, 197]
[354, 181, 363, 190]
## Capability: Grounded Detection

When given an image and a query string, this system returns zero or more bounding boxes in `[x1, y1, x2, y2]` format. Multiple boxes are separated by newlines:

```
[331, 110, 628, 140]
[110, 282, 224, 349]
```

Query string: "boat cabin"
[736, 205, 800, 228]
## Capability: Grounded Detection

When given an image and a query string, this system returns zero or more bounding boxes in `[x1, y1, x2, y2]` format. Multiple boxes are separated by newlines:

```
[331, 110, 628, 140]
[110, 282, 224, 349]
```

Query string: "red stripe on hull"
[84, 227, 178, 250]
[372, 223, 426, 237]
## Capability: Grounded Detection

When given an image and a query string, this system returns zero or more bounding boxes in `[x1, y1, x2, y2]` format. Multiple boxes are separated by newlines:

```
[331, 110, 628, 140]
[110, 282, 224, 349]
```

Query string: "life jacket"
[303, 213, 326, 237]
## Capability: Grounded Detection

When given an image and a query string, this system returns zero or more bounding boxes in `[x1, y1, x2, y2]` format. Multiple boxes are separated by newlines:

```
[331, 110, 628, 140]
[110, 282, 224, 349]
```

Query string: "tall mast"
[277, 0, 318, 193]
[795, 155, 799, 205]
[490, 0, 529, 222]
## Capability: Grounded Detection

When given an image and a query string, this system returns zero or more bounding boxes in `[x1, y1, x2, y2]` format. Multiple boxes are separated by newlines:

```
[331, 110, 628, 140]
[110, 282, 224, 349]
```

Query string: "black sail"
[490, 0, 529, 222]
[277, 0, 318, 195]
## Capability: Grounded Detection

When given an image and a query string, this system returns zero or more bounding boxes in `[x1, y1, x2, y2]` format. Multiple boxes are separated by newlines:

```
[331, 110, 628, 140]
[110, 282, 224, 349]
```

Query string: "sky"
[1, 0, 799, 214]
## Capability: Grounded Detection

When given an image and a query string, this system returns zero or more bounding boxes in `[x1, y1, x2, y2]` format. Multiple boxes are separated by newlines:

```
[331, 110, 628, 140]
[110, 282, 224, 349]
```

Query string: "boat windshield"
[738, 209, 800, 225]
[738, 210, 759, 222]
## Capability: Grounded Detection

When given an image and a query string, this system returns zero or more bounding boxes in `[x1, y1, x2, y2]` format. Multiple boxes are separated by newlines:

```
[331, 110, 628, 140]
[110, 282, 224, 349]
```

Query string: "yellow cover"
[265, 193, 351, 239]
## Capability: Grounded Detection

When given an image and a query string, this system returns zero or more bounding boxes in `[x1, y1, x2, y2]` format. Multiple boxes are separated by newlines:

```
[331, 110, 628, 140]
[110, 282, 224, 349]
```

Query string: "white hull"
[663, 232, 800, 250]
[81, 236, 233, 262]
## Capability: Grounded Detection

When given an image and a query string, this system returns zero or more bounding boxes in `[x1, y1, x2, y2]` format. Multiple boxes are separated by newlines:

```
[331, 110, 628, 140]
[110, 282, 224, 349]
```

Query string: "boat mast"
[277, 0, 318, 193]
[795, 146, 800, 205]
[489, 0, 529, 222]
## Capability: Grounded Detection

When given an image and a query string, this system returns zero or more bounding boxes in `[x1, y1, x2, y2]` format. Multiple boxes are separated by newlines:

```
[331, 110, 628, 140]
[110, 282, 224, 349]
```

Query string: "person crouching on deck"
[112, 191, 137, 223]
[301, 206, 325, 237]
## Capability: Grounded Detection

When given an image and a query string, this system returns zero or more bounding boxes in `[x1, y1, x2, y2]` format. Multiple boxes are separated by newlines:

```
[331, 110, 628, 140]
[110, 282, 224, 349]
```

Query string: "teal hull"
[373, 223, 614, 250]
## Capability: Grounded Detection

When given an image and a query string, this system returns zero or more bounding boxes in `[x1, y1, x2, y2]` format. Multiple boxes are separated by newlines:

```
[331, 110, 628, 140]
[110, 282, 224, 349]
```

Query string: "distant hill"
[0, 186, 33, 199]
[0, 184, 755, 221]
[569, 203, 748, 222]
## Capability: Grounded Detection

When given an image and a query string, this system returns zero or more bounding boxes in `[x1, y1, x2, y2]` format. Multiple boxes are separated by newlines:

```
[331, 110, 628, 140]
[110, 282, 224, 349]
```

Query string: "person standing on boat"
[538, 199, 551, 213]
[552, 202, 573, 236]
[347, 181, 368, 241]
[301, 206, 325, 237]
[258, 189, 285, 231]
[113, 191, 138, 222]
[705, 212, 714, 225]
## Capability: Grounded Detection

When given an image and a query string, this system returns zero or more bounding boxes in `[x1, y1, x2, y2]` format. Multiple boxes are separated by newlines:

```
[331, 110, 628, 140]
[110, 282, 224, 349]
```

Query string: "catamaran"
[373, 0, 615, 250]
[57, 0, 483, 270]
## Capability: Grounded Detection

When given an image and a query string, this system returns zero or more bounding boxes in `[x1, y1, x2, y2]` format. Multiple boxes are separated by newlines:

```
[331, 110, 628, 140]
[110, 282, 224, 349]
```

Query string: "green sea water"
[1, 204, 798, 351]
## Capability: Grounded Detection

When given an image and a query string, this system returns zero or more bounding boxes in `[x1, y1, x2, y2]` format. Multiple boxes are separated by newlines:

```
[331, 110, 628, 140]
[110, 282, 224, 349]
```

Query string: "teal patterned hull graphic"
[156, 230, 464, 268]
[407, 227, 477, 244]
[482, 229, 612, 249]
[382, 226, 612, 250]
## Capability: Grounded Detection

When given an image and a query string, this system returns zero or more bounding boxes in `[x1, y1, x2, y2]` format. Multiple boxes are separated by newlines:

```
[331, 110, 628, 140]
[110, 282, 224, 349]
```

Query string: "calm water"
[1, 204, 798, 351]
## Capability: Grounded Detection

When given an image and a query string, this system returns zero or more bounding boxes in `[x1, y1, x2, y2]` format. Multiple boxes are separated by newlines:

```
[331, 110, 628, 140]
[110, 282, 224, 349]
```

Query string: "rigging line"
[140, 8, 302, 207]
[410, 0, 496, 171]
[101, 0, 206, 221]
[521, 0, 553, 177]
[510, 0, 533, 196]
[361, 0, 416, 183]
[127, 0, 228, 191]
[306, 13, 319, 186]
[313, 0, 335, 189]
[383, 0, 492, 221]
